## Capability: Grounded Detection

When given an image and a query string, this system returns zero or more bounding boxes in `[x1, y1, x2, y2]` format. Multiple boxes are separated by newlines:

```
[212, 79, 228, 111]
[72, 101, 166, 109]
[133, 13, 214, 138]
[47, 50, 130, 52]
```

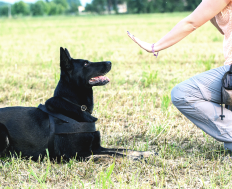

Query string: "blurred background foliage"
[0, 0, 81, 16]
[0, 0, 201, 17]
[86, 0, 201, 14]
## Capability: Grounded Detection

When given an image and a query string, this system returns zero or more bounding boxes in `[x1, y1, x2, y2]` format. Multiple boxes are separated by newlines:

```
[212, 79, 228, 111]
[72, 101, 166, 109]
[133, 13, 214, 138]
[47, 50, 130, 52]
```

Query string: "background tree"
[0, 5, 8, 16]
[86, 0, 201, 14]
[112, 0, 119, 14]
[12, 1, 30, 16]
[67, 0, 81, 13]
[88, 0, 107, 14]
[48, 1, 65, 15]
[185, 0, 201, 11]
[30, 0, 49, 16]
[53, 0, 69, 9]
[85, 3, 94, 12]
[107, 0, 112, 14]
[86, 0, 121, 14]
[0, 0, 203, 17]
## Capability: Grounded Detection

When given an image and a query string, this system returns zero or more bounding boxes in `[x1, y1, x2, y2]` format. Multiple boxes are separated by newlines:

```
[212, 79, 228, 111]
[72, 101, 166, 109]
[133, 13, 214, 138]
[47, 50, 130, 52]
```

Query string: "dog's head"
[60, 47, 111, 87]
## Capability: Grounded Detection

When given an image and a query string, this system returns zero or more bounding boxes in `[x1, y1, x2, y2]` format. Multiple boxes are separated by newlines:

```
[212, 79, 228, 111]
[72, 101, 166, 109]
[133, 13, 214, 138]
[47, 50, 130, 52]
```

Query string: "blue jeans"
[171, 65, 232, 151]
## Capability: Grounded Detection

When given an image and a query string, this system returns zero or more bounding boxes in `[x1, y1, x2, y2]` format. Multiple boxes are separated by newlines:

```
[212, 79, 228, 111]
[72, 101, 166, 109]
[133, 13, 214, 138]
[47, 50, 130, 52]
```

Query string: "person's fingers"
[127, 31, 131, 35]
[132, 36, 142, 46]
[127, 31, 137, 44]
[127, 34, 135, 42]
[127, 31, 133, 39]
[131, 35, 140, 46]
[127, 31, 153, 53]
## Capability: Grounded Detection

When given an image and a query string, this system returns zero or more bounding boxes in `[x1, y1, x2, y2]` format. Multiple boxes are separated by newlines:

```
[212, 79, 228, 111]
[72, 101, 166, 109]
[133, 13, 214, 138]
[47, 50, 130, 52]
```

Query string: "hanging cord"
[220, 64, 232, 120]
[220, 87, 225, 120]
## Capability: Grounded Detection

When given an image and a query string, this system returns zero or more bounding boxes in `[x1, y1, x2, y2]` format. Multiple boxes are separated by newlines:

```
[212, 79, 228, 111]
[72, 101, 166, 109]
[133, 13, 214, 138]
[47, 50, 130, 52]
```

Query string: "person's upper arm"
[185, 0, 231, 29]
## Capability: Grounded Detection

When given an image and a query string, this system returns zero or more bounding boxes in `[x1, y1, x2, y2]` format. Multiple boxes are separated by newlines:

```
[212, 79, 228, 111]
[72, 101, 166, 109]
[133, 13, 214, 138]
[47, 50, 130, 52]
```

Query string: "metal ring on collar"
[81, 105, 87, 111]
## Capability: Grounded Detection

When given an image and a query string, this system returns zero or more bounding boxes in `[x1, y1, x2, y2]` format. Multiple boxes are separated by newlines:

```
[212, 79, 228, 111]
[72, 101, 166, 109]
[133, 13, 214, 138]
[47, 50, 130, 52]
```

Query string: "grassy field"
[0, 13, 231, 188]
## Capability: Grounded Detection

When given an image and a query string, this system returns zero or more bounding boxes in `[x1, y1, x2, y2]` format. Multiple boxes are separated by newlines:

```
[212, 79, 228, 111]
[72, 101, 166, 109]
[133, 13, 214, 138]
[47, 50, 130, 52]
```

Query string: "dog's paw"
[126, 151, 158, 162]
[127, 151, 158, 158]
[86, 155, 114, 162]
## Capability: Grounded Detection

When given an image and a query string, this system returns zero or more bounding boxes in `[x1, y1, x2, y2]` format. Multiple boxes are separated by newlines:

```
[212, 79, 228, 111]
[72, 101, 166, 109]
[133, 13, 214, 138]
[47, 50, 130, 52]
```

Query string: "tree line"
[0, 0, 81, 16]
[0, 0, 202, 17]
[86, 0, 201, 14]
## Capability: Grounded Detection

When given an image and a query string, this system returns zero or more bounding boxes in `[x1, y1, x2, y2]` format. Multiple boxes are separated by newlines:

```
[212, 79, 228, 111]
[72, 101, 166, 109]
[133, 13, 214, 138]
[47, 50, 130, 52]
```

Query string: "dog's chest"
[38, 104, 96, 135]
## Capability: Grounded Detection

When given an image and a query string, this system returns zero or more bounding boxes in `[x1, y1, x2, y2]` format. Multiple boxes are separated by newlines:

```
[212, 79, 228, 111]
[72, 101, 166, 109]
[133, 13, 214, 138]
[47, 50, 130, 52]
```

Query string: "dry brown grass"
[0, 13, 231, 188]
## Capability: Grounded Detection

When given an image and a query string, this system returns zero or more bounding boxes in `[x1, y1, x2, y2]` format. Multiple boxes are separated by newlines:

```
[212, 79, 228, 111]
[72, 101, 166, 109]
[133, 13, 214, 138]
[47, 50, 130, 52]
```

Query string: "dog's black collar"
[61, 97, 92, 114]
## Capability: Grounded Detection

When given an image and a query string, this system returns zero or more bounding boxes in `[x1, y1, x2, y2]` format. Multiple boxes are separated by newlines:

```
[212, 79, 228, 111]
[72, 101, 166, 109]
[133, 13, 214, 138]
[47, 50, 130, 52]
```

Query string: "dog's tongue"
[89, 76, 110, 85]
[93, 76, 110, 82]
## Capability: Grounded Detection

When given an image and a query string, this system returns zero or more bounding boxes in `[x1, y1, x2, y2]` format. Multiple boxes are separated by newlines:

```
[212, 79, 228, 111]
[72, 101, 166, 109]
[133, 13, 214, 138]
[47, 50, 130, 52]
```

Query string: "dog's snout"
[105, 61, 111, 66]
[103, 61, 111, 74]
[105, 61, 111, 69]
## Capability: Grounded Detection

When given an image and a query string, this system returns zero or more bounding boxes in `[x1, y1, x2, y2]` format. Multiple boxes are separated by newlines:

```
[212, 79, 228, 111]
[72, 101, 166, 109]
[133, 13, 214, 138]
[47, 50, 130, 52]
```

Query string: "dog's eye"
[84, 61, 90, 67]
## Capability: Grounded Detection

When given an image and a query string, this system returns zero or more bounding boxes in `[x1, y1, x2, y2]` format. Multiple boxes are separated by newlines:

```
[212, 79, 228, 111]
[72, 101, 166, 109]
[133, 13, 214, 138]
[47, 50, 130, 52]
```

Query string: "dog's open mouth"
[89, 76, 110, 86]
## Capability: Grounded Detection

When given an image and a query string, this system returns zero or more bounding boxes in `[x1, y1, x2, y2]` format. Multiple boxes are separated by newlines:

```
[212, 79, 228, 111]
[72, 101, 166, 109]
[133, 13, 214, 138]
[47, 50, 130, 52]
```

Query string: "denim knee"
[171, 85, 182, 105]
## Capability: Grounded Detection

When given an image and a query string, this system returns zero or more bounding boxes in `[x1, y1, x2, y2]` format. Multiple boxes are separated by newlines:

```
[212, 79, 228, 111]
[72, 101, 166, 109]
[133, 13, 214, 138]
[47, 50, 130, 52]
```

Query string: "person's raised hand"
[127, 31, 153, 53]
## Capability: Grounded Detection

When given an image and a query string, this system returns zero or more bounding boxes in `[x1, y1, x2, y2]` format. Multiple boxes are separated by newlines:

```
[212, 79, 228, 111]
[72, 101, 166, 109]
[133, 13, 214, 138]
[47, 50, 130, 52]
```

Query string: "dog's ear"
[65, 48, 72, 60]
[60, 47, 72, 69]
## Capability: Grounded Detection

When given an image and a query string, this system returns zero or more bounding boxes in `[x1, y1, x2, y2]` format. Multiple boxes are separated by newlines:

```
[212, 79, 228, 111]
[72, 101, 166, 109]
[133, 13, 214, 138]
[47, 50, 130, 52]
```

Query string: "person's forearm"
[131, 0, 230, 53]
[153, 18, 197, 52]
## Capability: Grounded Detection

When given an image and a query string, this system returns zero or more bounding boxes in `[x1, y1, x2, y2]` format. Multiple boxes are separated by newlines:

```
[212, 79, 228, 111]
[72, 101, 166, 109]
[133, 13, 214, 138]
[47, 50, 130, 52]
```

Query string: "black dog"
[0, 47, 153, 161]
